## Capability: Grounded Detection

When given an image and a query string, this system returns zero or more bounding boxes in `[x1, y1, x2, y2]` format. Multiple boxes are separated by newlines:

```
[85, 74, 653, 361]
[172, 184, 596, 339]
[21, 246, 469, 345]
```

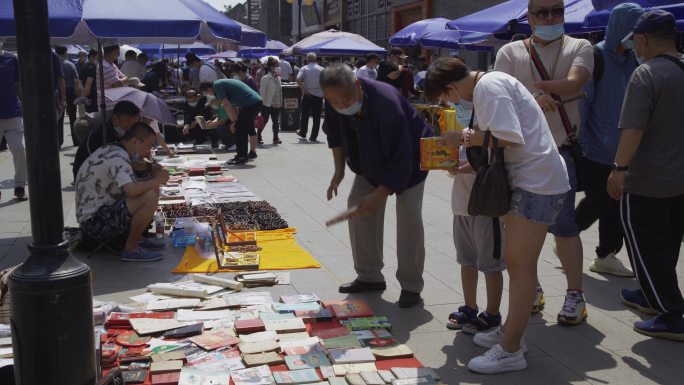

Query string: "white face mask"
[635, 37, 647, 65]
[233, 75, 240, 80]
[188, 101, 198, 107]
[205, 94, 215, 102]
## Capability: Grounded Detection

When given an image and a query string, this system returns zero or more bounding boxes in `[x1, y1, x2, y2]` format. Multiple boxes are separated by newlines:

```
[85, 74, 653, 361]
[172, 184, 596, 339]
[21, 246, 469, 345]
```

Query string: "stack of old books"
[98, 281, 445, 385]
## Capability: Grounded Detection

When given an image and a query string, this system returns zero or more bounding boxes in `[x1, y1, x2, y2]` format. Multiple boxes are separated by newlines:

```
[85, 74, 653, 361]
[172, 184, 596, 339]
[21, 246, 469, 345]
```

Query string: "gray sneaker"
[121, 248, 163, 262]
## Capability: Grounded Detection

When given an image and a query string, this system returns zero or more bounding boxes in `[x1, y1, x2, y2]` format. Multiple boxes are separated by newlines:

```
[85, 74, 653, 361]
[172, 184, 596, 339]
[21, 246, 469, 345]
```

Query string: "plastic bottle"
[154, 209, 164, 238]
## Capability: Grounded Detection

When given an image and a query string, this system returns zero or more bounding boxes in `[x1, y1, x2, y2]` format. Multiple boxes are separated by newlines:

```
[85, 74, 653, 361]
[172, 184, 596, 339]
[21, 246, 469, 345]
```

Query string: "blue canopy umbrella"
[136, 42, 217, 57]
[297, 36, 387, 56]
[419, 28, 497, 50]
[388, 18, 451, 47]
[234, 21, 268, 48]
[0, 0, 83, 38]
[1, 0, 242, 44]
[584, 1, 684, 31]
[446, 0, 601, 44]
[238, 39, 288, 58]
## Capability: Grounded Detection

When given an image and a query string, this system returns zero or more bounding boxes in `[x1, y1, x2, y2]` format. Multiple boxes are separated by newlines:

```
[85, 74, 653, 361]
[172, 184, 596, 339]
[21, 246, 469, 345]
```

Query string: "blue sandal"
[446, 305, 478, 330]
[462, 311, 502, 335]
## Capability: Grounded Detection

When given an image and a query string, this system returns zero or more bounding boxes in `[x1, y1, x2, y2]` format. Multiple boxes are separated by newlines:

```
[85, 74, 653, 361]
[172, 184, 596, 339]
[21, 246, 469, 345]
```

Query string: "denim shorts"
[548, 148, 580, 237]
[81, 199, 132, 241]
[510, 188, 566, 227]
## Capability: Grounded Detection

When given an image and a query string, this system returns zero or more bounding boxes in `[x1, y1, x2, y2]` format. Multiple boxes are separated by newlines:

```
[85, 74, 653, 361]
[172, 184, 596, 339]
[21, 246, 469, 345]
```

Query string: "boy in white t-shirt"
[446, 102, 506, 336]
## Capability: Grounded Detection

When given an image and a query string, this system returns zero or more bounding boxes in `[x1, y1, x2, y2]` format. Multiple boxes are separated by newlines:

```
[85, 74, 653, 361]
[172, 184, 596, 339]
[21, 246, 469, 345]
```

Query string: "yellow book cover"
[420, 137, 459, 171]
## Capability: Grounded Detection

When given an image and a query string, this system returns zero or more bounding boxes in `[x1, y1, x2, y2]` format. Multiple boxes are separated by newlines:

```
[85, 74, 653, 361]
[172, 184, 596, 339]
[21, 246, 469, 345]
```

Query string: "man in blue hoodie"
[576, 3, 644, 277]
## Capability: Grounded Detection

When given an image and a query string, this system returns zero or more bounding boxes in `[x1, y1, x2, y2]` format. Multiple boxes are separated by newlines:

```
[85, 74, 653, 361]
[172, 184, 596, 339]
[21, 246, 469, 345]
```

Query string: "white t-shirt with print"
[75, 144, 135, 224]
[473, 71, 569, 196]
[494, 36, 593, 146]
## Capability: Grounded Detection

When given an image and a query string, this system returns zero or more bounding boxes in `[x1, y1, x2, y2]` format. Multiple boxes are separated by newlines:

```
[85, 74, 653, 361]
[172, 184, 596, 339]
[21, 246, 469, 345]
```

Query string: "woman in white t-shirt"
[425, 57, 569, 374]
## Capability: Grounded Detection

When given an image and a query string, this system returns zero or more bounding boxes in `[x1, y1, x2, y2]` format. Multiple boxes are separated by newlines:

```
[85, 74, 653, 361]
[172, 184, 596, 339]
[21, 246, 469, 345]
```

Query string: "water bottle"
[154, 209, 164, 238]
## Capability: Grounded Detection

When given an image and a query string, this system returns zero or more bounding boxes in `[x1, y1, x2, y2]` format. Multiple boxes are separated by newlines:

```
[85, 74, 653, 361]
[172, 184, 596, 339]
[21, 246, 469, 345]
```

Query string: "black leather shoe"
[339, 279, 387, 294]
[398, 290, 422, 308]
[296, 130, 307, 139]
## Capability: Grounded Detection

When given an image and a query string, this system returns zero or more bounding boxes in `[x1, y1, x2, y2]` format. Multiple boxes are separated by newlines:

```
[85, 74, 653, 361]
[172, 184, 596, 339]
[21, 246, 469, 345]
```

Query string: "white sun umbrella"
[117, 44, 142, 63]
[104, 87, 176, 125]
[283, 29, 380, 55]
[258, 55, 279, 64]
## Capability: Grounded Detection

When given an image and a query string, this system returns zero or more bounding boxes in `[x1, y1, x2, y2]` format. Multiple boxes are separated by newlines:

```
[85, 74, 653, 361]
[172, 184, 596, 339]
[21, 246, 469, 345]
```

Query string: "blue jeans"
[510, 188, 566, 226]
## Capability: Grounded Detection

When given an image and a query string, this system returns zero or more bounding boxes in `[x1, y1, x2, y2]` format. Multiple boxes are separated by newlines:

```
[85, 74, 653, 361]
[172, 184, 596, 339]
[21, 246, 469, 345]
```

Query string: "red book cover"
[234, 319, 266, 334]
[106, 312, 176, 328]
[310, 326, 350, 339]
[330, 300, 374, 319]
[150, 372, 180, 385]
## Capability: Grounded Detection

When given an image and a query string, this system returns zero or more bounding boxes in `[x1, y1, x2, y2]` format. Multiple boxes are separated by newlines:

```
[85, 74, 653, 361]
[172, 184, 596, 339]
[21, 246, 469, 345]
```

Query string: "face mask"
[233, 75, 240, 80]
[456, 101, 474, 128]
[211, 104, 219, 111]
[534, 23, 564, 41]
[335, 85, 363, 116]
[205, 94, 215, 102]
[188, 101, 198, 107]
[622, 39, 634, 51]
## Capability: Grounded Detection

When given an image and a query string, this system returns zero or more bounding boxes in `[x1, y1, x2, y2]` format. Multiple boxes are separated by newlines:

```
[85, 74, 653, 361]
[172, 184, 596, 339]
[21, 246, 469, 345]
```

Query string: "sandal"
[462, 311, 502, 335]
[446, 305, 478, 330]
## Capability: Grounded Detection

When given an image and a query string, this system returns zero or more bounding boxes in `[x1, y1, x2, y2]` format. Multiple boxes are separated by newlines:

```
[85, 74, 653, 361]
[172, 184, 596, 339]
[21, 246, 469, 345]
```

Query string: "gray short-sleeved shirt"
[62, 59, 79, 90]
[618, 54, 684, 198]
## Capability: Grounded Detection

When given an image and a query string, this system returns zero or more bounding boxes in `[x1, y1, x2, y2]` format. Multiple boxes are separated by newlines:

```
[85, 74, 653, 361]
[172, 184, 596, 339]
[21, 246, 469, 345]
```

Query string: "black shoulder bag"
[467, 130, 511, 218]
[525, 38, 588, 192]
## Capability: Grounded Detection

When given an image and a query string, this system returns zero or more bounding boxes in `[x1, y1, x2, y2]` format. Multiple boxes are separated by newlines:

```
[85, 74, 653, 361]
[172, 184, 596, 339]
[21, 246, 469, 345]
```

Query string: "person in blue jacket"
[576, 3, 644, 278]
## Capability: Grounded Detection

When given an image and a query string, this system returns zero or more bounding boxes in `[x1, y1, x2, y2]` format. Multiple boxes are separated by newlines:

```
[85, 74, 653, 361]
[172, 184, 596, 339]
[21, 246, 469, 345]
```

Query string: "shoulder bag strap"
[655, 54, 684, 73]
[524, 38, 577, 140]
[480, 131, 491, 167]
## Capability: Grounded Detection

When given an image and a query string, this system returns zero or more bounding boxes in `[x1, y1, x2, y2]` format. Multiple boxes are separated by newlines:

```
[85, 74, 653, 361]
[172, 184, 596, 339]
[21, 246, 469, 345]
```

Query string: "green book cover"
[321, 335, 362, 349]
[348, 317, 391, 331]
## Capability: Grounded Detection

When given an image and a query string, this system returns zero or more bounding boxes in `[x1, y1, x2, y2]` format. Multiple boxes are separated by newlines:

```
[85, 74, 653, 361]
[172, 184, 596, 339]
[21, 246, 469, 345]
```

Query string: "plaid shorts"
[81, 199, 132, 241]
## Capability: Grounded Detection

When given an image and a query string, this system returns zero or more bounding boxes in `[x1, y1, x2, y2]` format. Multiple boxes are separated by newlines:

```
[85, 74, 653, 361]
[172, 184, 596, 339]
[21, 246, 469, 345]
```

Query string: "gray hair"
[320, 63, 356, 91]
[306, 53, 317, 62]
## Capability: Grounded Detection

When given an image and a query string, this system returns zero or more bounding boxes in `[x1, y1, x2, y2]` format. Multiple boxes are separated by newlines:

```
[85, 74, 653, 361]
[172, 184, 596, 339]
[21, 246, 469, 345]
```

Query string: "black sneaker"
[296, 130, 307, 139]
[258, 136, 264, 144]
[248, 151, 257, 159]
[273, 138, 282, 145]
[398, 290, 423, 308]
[228, 157, 248, 165]
[338, 279, 386, 293]
[14, 187, 27, 201]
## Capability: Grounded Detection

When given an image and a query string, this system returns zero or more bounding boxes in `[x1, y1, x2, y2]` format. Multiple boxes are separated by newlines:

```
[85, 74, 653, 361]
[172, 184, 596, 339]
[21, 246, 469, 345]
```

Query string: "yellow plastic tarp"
[171, 228, 321, 273]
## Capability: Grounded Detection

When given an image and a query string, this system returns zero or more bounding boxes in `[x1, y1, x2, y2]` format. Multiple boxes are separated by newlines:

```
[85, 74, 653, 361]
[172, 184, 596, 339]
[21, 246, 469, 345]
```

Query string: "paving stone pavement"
[0, 121, 682, 385]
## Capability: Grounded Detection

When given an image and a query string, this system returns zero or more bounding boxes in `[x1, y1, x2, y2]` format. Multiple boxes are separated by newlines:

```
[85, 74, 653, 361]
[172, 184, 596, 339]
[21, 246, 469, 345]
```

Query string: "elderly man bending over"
[75, 123, 169, 262]
[322, 63, 429, 308]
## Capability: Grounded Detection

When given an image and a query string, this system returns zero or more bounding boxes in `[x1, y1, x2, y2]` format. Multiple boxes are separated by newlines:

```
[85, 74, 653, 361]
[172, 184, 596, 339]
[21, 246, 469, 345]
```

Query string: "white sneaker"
[468, 344, 527, 374]
[557, 290, 588, 325]
[473, 326, 528, 354]
[589, 253, 634, 277]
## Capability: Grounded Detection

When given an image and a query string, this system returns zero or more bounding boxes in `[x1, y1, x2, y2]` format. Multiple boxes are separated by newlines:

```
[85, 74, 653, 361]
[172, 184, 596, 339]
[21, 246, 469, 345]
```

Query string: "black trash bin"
[280, 83, 301, 132]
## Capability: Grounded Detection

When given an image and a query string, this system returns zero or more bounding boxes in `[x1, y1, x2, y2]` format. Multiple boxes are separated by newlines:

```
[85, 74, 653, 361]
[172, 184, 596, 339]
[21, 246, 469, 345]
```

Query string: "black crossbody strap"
[524, 38, 577, 139]
[655, 54, 684, 73]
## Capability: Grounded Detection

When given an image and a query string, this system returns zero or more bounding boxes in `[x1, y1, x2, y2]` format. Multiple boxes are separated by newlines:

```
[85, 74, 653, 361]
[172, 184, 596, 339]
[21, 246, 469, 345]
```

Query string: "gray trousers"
[347, 175, 426, 293]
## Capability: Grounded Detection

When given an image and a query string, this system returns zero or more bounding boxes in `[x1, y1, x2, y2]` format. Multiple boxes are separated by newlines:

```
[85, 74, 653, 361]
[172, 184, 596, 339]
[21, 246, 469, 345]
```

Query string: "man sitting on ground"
[75, 123, 169, 262]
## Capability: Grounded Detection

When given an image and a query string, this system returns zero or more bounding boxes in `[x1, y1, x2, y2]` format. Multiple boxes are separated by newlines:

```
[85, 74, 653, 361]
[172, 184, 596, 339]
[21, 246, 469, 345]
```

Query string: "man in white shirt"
[120, 50, 145, 79]
[296, 53, 324, 141]
[494, 0, 593, 326]
[278, 53, 294, 82]
[356, 53, 379, 80]
[97, 45, 127, 105]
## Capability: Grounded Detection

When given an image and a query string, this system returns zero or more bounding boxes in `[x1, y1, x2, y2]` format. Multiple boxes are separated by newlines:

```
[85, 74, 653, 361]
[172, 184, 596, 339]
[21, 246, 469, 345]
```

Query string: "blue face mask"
[456, 100, 474, 128]
[534, 23, 564, 41]
[622, 39, 634, 51]
[335, 86, 362, 116]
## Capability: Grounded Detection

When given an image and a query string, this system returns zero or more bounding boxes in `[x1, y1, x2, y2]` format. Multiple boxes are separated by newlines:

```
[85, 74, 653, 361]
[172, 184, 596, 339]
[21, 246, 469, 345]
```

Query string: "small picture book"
[419, 137, 459, 171]
[284, 352, 331, 370]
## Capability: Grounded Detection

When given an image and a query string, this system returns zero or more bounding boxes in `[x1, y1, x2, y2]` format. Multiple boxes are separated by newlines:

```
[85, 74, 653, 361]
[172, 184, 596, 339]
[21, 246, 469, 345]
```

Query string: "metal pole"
[97, 41, 107, 145]
[10, 0, 95, 384]
[298, 0, 302, 42]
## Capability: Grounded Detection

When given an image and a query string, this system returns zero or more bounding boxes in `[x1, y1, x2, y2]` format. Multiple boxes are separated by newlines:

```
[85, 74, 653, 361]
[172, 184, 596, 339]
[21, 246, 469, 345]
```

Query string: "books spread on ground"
[230, 365, 275, 385]
[97, 286, 444, 384]
[328, 347, 376, 364]
[273, 368, 321, 384]
[284, 352, 331, 370]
